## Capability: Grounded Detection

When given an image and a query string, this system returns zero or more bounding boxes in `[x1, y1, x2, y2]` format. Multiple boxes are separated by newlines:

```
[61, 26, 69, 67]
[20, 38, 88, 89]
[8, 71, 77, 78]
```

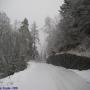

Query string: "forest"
[0, 0, 90, 78]
[46, 0, 90, 70]
[0, 12, 39, 78]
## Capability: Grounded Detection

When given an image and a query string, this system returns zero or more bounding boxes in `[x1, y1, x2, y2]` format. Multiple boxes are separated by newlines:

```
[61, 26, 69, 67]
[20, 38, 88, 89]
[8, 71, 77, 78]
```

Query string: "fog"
[0, 0, 63, 27]
[0, 0, 63, 59]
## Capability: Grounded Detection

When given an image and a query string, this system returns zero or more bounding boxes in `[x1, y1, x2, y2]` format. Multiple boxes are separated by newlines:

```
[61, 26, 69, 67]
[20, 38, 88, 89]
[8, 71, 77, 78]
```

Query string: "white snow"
[0, 62, 90, 90]
[73, 70, 90, 83]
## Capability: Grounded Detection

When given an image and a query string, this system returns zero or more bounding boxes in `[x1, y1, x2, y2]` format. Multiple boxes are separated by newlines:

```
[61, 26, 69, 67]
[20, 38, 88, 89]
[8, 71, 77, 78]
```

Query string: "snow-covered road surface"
[0, 62, 90, 90]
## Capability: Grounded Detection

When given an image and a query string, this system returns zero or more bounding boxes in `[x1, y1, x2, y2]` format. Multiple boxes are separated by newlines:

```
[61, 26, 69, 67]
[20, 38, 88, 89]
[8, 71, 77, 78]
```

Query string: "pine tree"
[31, 22, 39, 60]
[57, 0, 90, 51]
[19, 18, 33, 60]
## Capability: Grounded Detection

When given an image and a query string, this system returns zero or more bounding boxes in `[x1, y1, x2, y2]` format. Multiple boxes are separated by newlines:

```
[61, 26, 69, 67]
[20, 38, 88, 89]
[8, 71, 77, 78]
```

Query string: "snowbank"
[73, 70, 90, 82]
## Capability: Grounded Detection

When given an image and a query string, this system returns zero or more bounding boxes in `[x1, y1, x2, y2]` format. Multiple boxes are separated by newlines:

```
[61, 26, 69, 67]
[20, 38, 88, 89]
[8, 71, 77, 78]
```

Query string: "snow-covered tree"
[31, 22, 39, 60]
[19, 18, 33, 60]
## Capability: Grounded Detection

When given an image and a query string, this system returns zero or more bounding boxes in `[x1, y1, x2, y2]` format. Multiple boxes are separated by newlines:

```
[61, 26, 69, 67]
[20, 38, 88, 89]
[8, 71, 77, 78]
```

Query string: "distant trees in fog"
[31, 22, 39, 60]
[46, 0, 90, 70]
[45, 0, 90, 54]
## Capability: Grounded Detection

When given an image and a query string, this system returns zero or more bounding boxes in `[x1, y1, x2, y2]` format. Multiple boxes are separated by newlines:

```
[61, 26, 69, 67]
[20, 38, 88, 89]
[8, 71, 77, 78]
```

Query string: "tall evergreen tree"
[45, 0, 90, 53]
[31, 22, 39, 60]
[58, 0, 90, 51]
[47, 0, 90, 53]
[19, 18, 33, 60]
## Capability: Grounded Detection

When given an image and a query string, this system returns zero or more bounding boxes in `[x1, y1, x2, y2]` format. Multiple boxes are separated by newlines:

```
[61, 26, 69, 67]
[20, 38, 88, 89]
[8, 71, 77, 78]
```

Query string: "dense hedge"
[46, 53, 90, 70]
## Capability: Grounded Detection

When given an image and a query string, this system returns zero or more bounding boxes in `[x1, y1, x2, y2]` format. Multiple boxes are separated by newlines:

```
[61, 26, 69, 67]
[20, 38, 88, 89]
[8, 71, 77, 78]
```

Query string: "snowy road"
[0, 62, 90, 90]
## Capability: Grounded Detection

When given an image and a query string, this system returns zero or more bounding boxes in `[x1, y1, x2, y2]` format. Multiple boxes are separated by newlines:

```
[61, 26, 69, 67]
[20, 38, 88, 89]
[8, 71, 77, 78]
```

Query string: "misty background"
[0, 0, 90, 78]
[0, 0, 63, 59]
[0, 0, 63, 26]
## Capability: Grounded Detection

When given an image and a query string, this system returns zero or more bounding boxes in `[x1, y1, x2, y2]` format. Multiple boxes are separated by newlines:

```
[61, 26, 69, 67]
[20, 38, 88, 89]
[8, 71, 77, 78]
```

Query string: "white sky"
[0, 0, 63, 27]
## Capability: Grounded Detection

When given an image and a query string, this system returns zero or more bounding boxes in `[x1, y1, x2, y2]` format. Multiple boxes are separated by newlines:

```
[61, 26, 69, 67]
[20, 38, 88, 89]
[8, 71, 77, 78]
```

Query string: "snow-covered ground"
[73, 69, 90, 83]
[0, 62, 90, 90]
